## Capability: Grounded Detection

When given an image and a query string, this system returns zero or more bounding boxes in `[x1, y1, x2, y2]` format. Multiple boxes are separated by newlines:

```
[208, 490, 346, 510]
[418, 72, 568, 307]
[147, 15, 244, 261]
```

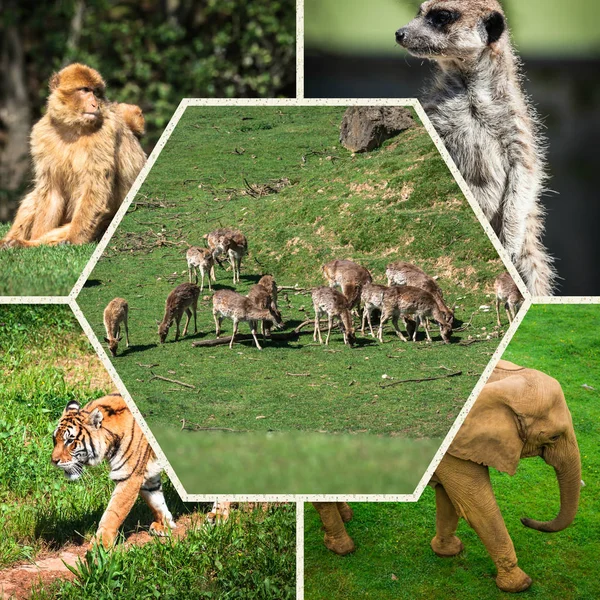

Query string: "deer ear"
[484, 11, 505, 45]
[117, 335, 123, 341]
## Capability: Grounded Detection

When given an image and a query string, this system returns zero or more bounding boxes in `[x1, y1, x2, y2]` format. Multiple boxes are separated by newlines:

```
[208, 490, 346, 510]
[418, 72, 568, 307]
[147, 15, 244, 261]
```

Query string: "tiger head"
[52, 400, 105, 480]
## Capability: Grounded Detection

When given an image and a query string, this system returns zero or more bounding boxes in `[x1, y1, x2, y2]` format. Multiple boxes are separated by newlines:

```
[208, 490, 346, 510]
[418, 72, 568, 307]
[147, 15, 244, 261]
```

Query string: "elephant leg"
[337, 502, 353, 523]
[436, 456, 532, 593]
[431, 484, 463, 556]
[312, 502, 355, 556]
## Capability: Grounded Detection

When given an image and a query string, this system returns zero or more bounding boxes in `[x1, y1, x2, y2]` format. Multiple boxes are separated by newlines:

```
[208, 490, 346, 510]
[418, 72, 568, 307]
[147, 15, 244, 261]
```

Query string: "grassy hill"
[77, 105, 509, 494]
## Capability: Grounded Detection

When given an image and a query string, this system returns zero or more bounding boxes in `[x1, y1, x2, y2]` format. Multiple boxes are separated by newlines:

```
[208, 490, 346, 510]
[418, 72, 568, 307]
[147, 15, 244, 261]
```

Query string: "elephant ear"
[449, 375, 530, 475]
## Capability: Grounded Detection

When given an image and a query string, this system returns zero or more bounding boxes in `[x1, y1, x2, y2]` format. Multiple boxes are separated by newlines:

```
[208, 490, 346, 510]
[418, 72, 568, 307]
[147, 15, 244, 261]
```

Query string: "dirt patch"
[53, 355, 114, 391]
[0, 513, 201, 600]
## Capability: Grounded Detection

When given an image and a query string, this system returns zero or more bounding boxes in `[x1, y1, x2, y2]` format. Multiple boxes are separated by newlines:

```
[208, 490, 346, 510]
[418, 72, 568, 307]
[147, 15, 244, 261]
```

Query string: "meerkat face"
[395, 0, 506, 62]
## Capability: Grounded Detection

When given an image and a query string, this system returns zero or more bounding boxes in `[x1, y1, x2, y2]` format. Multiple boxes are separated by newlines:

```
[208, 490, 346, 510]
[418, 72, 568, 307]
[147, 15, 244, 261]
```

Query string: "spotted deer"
[379, 285, 452, 344]
[494, 272, 524, 326]
[186, 246, 215, 291]
[212, 289, 283, 350]
[205, 228, 248, 285]
[386, 261, 454, 325]
[103, 297, 130, 357]
[360, 282, 388, 338]
[157, 283, 199, 343]
[311, 286, 356, 347]
[247, 275, 281, 339]
[322, 259, 372, 312]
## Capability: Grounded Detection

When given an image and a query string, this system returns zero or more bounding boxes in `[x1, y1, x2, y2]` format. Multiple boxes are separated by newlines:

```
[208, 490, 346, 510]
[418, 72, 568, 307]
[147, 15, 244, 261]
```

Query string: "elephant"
[312, 360, 581, 593]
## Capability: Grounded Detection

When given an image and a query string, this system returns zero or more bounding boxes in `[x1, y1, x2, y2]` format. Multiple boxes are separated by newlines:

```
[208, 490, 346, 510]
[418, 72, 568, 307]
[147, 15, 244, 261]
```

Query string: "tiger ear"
[88, 408, 104, 429]
[64, 400, 80, 413]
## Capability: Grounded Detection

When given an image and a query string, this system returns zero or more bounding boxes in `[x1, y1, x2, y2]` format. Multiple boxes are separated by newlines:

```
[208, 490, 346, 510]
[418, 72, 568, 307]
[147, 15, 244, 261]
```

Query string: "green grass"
[0, 306, 296, 598]
[77, 105, 507, 494]
[0, 224, 95, 296]
[304, 304, 600, 599]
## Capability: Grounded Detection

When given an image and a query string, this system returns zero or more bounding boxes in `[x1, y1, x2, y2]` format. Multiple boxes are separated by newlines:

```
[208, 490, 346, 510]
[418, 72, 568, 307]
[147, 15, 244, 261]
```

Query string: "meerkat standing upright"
[396, 0, 555, 295]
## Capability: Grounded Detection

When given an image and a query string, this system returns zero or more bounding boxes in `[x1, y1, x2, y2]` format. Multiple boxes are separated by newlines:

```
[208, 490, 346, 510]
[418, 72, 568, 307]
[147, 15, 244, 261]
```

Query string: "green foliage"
[304, 305, 600, 599]
[33, 506, 296, 599]
[0, 225, 95, 296]
[77, 105, 507, 494]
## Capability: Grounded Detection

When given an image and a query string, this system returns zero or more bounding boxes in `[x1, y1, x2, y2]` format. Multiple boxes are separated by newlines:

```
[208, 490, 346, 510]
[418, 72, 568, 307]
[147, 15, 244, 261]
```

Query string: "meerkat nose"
[395, 28, 407, 44]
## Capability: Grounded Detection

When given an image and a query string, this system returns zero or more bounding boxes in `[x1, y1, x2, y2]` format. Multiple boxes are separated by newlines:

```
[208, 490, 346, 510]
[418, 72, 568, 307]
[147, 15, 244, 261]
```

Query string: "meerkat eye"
[427, 9, 459, 28]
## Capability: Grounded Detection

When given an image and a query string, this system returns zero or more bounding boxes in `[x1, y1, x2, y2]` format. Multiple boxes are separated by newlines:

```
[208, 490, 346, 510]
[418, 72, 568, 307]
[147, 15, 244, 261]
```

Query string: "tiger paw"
[149, 521, 176, 536]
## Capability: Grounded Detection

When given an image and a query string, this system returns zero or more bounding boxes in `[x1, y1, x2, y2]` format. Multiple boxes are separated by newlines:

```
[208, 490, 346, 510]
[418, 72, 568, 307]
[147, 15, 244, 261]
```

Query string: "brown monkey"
[0, 64, 146, 248]
[116, 103, 145, 138]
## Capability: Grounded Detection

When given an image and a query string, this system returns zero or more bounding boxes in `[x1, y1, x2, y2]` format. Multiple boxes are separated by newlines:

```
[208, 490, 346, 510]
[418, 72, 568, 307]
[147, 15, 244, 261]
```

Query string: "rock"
[340, 107, 414, 153]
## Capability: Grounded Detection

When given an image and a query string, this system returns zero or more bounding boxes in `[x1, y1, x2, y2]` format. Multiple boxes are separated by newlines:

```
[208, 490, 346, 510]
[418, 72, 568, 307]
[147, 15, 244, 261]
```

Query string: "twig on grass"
[380, 371, 462, 388]
[180, 419, 238, 432]
[137, 363, 159, 368]
[150, 373, 195, 389]
[285, 372, 311, 377]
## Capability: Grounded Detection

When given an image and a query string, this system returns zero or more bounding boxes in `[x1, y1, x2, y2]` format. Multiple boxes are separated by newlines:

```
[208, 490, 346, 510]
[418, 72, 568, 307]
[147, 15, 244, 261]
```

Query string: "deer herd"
[102, 227, 523, 356]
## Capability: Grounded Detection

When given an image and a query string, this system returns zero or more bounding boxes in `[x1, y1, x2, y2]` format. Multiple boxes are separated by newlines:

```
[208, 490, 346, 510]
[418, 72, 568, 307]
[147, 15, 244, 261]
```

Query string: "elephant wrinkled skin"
[313, 360, 581, 593]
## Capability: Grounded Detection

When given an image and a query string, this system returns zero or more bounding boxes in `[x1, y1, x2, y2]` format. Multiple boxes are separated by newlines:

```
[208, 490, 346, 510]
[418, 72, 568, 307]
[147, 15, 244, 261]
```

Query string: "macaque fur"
[1, 63, 146, 247]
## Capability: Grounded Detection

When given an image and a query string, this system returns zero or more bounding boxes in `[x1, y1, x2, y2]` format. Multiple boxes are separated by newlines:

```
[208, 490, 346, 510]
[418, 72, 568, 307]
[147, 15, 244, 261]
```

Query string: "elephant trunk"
[521, 435, 581, 533]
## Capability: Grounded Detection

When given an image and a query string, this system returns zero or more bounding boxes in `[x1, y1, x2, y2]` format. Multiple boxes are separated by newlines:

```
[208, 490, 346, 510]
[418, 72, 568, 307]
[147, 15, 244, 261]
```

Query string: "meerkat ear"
[484, 11, 505, 45]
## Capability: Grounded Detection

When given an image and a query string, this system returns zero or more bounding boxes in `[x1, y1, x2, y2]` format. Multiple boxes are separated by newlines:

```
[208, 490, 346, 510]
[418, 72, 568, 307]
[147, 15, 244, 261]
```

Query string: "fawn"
[205, 228, 248, 285]
[186, 247, 215, 291]
[379, 286, 452, 344]
[103, 298, 130, 357]
[360, 282, 389, 338]
[494, 272, 524, 326]
[212, 289, 283, 350]
[386, 261, 454, 325]
[157, 283, 199, 343]
[322, 259, 372, 311]
[247, 275, 281, 339]
[311, 286, 356, 347]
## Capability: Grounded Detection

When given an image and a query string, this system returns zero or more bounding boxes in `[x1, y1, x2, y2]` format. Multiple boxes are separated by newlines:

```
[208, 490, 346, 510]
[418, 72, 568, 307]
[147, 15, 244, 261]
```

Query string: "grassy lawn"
[0, 224, 95, 296]
[0, 306, 296, 599]
[304, 304, 600, 599]
[77, 105, 507, 494]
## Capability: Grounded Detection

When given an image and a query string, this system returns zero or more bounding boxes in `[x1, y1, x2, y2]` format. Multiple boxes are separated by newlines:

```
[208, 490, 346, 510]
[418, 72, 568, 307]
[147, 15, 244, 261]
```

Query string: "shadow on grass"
[83, 279, 103, 288]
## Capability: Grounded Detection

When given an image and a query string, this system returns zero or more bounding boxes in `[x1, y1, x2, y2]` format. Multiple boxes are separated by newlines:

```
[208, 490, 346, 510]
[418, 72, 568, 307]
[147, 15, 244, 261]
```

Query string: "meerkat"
[396, 0, 555, 296]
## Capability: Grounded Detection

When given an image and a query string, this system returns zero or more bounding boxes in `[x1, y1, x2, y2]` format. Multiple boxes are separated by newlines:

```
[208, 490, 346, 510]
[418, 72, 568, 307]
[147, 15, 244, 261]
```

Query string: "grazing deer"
[212, 289, 283, 350]
[205, 228, 248, 285]
[494, 272, 524, 326]
[311, 287, 356, 347]
[386, 261, 454, 325]
[322, 259, 372, 311]
[103, 298, 130, 357]
[157, 283, 199, 343]
[379, 286, 452, 344]
[247, 275, 281, 339]
[360, 282, 388, 337]
[186, 247, 215, 291]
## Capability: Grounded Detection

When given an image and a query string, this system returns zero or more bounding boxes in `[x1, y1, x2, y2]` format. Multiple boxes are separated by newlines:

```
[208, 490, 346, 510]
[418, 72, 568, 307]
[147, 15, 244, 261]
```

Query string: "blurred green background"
[306, 0, 600, 56]
[305, 0, 600, 295]
[0, 0, 296, 222]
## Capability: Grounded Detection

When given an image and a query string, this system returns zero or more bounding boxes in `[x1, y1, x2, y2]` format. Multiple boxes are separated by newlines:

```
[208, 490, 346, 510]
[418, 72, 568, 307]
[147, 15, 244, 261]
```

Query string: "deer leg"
[210, 264, 216, 282]
[367, 308, 375, 338]
[423, 317, 433, 342]
[174, 316, 181, 341]
[361, 307, 367, 335]
[230, 319, 238, 349]
[411, 316, 420, 342]
[392, 313, 408, 342]
[213, 310, 221, 338]
[188, 264, 193, 284]
[250, 320, 262, 350]
[506, 304, 513, 324]
[314, 309, 322, 343]
[192, 302, 198, 333]
[124, 318, 130, 347]
[495, 298, 502, 327]
[325, 314, 333, 345]
[199, 268, 205, 292]
[378, 309, 388, 342]
[182, 308, 192, 337]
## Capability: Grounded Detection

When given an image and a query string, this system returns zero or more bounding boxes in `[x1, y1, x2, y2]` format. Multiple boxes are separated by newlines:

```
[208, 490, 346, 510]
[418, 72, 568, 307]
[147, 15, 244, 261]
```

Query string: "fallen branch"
[149, 374, 195, 389]
[277, 285, 311, 293]
[380, 371, 462, 388]
[137, 362, 159, 368]
[180, 420, 238, 432]
[286, 372, 310, 377]
[452, 311, 478, 332]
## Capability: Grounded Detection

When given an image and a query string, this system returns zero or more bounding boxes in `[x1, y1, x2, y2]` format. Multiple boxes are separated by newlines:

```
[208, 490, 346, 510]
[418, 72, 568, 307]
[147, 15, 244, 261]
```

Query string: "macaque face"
[76, 85, 104, 121]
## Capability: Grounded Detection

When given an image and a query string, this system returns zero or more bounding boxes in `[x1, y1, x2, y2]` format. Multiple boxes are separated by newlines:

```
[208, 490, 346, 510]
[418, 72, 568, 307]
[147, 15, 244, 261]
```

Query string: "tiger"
[51, 393, 176, 547]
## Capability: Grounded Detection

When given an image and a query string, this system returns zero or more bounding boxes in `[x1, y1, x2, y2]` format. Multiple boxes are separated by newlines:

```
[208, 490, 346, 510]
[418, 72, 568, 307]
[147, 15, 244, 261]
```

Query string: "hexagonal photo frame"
[69, 99, 529, 499]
